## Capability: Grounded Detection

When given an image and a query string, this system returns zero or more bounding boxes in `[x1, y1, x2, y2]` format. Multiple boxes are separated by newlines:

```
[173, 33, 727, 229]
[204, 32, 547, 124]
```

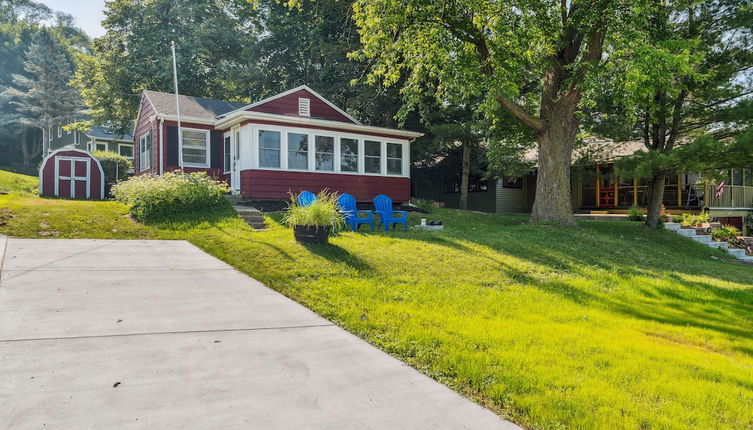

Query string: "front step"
[676, 228, 697, 237]
[691, 235, 712, 244]
[664, 222, 681, 231]
[726, 248, 747, 259]
[707, 241, 728, 249]
[233, 206, 266, 230]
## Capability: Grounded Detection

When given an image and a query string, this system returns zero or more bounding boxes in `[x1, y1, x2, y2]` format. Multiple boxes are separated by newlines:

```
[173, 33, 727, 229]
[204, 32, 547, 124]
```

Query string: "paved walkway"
[0, 238, 518, 429]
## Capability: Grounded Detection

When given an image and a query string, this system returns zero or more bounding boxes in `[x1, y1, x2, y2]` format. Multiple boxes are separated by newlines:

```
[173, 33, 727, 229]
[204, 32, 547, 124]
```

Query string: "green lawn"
[2, 170, 753, 429]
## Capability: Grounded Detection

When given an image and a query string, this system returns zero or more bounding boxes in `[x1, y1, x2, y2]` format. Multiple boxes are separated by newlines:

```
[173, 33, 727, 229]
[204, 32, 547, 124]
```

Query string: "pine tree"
[2, 27, 81, 157]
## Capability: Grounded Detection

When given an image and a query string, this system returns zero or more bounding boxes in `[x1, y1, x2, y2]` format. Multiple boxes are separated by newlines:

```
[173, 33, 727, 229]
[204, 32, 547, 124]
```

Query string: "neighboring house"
[417, 139, 752, 230]
[132, 86, 422, 202]
[48, 124, 134, 163]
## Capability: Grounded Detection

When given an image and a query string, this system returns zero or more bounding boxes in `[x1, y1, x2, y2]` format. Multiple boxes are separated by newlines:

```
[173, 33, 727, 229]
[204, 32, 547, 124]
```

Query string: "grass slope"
[2, 170, 753, 429]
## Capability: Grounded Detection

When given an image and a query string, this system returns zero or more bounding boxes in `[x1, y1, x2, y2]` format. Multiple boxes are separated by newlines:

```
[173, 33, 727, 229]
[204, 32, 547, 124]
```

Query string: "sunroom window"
[340, 138, 358, 172]
[386, 143, 403, 175]
[259, 130, 281, 168]
[315, 135, 334, 171]
[224, 135, 231, 173]
[181, 129, 210, 167]
[365, 140, 381, 174]
[288, 132, 309, 170]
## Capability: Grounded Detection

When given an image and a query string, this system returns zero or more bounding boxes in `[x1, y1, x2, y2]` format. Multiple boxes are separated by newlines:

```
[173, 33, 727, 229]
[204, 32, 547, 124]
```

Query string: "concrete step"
[676, 228, 697, 237]
[664, 222, 681, 231]
[707, 241, 729, 249]
[233, 206, 266, 230]
[739, 255, 753, 262]
[726, 248, 747, 259]
[691, 235, 712, 244]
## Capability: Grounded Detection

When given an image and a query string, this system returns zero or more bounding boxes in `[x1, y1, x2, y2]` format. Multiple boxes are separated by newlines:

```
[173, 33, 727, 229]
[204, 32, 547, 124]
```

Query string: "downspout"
[159, 117, 165, 175]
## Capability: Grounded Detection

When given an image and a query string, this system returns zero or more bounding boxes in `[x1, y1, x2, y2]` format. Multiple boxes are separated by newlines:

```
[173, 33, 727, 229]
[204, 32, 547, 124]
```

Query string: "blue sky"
[38, 0, 107, 38]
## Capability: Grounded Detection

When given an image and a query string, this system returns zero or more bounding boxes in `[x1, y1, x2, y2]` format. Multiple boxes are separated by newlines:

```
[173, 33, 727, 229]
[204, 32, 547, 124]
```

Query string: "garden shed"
[39, 149, 105, 199]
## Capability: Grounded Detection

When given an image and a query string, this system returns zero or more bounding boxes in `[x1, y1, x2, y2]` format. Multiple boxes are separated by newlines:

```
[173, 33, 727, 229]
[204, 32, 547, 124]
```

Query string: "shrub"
[711, 225, 741, 242]
[745, 214, 753, 233]
[680, 212, 711, 227]
[627, 205, 644, 221]
[112, 171, 229, 222]
[92, 150, 132, 184]
[282, 190, 345, 229]
[411, 198, 434, 213]
[671, 215, 683, 223]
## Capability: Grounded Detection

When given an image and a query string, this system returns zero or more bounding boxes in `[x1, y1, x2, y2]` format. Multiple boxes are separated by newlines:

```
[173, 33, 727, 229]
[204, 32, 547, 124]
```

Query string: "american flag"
[715, 182, 725, 199]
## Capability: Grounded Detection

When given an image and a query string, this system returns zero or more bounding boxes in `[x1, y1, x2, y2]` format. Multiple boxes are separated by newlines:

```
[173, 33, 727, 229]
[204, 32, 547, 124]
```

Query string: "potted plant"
[283, 190, 345, 244]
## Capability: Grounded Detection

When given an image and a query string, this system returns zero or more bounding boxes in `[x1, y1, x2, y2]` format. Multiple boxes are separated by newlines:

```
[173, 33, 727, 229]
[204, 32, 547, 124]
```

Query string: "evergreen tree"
[3, 27, 82, 157]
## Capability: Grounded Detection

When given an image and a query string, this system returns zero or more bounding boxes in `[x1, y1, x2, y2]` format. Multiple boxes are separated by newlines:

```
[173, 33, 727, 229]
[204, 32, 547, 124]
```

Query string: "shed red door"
[56, 157, 91, 199]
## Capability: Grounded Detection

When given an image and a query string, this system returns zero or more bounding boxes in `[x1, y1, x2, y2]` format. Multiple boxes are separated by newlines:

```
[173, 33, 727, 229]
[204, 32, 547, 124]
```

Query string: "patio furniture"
[338, 193, 375, 232]
[297, 190, 316, 207]
[373, 194, 408, 231]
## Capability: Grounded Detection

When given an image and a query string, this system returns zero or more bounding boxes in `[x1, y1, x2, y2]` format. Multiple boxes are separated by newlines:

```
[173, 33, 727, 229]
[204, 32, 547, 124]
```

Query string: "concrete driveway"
[0, 237, 518, 429]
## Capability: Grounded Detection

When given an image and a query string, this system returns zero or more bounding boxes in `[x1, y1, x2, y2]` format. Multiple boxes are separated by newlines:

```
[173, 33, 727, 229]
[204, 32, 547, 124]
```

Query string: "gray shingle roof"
[86, 125, 133, 141]
[144, 90, 246, 120]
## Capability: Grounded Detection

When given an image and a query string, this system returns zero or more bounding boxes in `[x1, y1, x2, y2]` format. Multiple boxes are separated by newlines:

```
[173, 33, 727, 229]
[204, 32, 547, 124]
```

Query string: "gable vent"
[298, 97, 311, 117]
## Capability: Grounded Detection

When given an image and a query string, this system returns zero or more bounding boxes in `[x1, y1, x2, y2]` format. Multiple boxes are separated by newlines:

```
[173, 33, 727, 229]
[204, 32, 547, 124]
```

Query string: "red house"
[133, 86, 422, 202]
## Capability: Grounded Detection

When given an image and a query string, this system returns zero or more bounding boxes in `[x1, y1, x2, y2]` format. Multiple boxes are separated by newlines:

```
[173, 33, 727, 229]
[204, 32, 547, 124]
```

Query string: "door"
[55, 156, 90, 199]
[230, 127, 241, 194]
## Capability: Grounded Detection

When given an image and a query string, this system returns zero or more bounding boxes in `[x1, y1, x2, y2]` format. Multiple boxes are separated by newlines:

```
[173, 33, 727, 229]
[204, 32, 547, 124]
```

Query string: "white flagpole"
[171, 40, 183, 170]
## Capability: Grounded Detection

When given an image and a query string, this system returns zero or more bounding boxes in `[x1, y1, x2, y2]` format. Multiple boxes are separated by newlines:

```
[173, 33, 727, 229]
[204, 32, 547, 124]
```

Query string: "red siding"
[248, 89, 355, 124]
[240, 170, 410, 202]
[133, 95, 159, 175]
[40, 150, 104, 199]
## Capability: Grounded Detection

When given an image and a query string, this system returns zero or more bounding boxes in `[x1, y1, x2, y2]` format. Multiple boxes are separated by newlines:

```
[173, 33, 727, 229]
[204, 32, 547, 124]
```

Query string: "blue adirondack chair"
[373, 194, 408, 231]
[297, 190, 316, 207]
[338, 193, 375, 232]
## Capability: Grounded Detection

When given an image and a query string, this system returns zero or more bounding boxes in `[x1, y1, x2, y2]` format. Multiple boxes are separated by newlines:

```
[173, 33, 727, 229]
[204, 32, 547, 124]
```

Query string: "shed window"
[139, 132, 152, 171]
[288, 132, 309, 170]
[364, 140, 381, 174]
[259, 130, 281, 168]
[181, 129, 210, 167]
[298, 98, 310, 117]
[386, 143, 403, 175]
[315, 135, 334, 171]
[340, 138, 358, 172]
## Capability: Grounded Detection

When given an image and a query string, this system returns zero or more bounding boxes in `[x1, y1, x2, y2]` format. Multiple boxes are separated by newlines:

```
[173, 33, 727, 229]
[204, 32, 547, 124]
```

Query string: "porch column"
[677, 175, 682, 206]
[633, 178, 638, 206]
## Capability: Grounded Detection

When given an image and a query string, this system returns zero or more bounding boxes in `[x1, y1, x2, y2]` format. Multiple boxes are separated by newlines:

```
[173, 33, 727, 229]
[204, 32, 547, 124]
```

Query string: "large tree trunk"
[530, 100, 578, 226]
[459, 141, 471, 210]
[645, 174, 666, 228]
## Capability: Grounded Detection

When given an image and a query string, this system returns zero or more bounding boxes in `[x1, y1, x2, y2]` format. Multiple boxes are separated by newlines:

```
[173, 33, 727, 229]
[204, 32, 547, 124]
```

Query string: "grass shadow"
[302, 241, 374, 274]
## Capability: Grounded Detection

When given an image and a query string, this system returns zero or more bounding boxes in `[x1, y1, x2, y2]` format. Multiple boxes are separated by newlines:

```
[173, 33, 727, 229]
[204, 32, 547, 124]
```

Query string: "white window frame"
[118, 143, 134, 159]
[180, 127, 211, 168]
[314, 134, 336, 172]
[364, 139, 383, 175]
[139, 132, 152, 172]
[287, 132, 310, 171]
[258, 129, 282, 169]
[339, 137, 359, 173]
[94, 142, 107, 152]
[223, 133, 232, 174]
[247, 123, 409, 178]
[386, 142, 404, 175]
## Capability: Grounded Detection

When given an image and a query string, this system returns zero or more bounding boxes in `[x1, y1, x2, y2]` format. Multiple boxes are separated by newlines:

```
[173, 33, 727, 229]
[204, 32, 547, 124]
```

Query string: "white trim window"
[57, 126, 62, 138]
[298, 98, 310, 117]
[340, 137, 358, 172]
[139, 132, 152, 171]
[288, 132, 309, 170]
[223, 134, 231, 174]
[315, 135, 335, 171]
[95, 142, 107, 152]
[364, 140, 381, 174]
[181, 128, 210, 168]
[118, 143, 133, 159]
[259, 130, 281, 168]
[386, 143, 403, 175]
